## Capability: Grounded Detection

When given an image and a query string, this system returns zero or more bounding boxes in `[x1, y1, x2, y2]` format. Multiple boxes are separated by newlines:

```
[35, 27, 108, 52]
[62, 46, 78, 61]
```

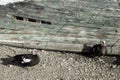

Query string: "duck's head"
[100, 40, 106, 46]
[32, 49, 39, 55]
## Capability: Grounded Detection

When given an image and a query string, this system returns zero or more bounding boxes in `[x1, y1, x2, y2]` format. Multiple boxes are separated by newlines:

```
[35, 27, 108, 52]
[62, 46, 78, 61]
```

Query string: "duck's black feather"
[13, 54, 40, 66]
[91, 44, 107, 56]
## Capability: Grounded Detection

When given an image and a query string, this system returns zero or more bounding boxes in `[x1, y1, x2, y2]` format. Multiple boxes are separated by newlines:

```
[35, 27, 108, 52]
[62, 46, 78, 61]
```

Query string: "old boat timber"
[0, 0, 120, 55]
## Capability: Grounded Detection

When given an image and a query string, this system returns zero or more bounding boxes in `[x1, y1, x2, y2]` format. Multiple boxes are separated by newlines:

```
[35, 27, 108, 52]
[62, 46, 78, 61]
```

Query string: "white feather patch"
[21, 58, 32, 63]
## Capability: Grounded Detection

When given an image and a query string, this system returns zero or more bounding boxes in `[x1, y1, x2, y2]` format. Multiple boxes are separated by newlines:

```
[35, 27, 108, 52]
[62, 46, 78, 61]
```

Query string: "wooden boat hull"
[0, 0, 120, 55]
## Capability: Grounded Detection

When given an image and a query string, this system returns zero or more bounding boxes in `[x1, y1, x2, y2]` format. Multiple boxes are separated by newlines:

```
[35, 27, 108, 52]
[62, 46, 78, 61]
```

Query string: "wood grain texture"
[0, 0, 120, 55]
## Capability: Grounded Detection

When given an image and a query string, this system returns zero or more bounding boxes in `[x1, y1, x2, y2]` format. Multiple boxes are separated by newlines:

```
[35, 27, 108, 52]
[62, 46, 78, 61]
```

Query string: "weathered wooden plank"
[5, 1, 120, 28]
[0, 39, 85, 52]
[0, 25, 119, 40]
[0, 33, 118, 46]
[0, 39, 119, 55]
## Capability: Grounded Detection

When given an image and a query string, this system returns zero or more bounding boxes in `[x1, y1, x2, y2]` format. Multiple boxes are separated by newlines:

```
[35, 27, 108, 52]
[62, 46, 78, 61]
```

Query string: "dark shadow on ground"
[81, 52, 96, 58]
[112, 56, 120, 65]
[1, 57, 13, 65]
[1, 55, 24, 67]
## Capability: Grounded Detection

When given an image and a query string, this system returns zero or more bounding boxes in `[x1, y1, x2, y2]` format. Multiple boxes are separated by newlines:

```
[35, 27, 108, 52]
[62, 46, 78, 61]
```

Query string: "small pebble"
[41, 50, 45, 53]
[111, 65, 117, 69]
[99, 58, 105, 63]
[9, 65, 12, 67]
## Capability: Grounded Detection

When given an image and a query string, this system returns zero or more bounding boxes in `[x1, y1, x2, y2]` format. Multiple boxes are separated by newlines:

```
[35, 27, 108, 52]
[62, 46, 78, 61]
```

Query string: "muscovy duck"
[12, 49, 40, 66]
[91, 40, 107, 56]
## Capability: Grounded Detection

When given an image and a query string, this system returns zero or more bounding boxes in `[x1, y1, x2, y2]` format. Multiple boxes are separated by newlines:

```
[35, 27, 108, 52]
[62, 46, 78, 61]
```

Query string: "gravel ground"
[0, 45, 120, 80]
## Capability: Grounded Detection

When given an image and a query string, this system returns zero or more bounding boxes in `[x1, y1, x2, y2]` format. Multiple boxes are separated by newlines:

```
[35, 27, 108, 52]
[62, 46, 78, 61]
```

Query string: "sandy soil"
[0, 45, 120, 80]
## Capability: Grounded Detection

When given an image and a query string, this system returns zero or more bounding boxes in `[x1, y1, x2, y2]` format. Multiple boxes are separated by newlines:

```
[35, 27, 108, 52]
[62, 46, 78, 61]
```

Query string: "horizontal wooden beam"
[0, 39, 119, 55]
[0, 39, 86, 52]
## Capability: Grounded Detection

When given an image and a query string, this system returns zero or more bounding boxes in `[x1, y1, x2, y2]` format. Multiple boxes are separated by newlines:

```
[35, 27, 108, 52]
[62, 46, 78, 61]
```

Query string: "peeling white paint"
[0, 0, 25, 5]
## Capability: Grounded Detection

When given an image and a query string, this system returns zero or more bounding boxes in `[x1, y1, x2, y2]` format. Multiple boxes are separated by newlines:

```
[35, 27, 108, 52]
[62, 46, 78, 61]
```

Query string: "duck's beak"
[32, 49, 38, 55]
